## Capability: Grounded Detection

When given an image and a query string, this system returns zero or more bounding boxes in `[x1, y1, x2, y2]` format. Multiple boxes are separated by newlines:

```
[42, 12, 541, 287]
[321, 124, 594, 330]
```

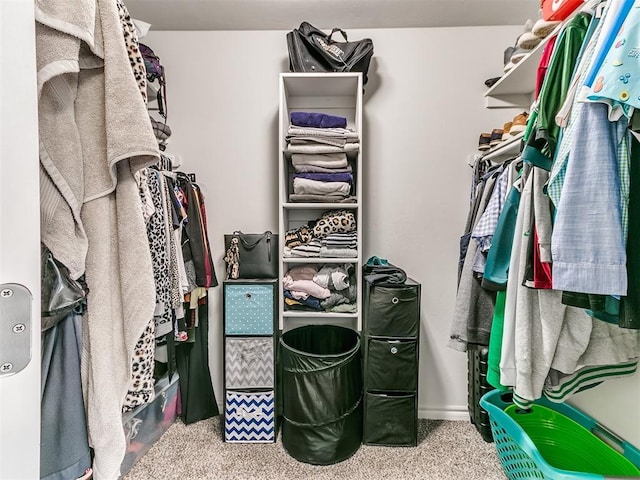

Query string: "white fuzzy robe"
[36, 0, 159, 478]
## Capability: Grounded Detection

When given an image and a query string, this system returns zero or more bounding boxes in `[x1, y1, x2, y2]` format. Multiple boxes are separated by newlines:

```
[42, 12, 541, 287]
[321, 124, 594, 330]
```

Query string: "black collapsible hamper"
[467, 343, 494, 442]
[280, 325, 363, 465]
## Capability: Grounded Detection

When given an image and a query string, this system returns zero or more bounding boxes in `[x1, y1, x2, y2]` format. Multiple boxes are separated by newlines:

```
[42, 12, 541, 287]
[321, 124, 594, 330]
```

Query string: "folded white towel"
[320, 246, 358, 258]
[288, 137, 347, 148]
[291, 153, 348, 168]
[287, 143, 360, 154]
[287, 125, 359, 140]
[293, 177, 350, 196]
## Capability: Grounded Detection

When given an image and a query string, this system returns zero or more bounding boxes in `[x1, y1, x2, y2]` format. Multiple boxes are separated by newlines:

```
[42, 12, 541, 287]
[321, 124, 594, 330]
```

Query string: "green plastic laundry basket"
[480, 390, 640, 480]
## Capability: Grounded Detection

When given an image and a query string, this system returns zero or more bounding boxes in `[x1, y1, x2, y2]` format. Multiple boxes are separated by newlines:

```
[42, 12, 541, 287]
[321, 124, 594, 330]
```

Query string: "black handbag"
[286, 22, 374, 85]
[224, 231, 279, 279]
[41, 245, 87, 331]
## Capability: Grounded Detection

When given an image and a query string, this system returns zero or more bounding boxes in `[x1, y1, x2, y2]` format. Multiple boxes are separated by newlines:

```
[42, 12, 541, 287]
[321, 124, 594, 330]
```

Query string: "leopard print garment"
[119, 0, 156, 411]
[122, 319, 155, 412]
[116, 0, 147, 103]
[148, 171, 173, 338]
[311, 209, 357, 239]
[123, 170, 161, 412]
[162, 176, 182, 310]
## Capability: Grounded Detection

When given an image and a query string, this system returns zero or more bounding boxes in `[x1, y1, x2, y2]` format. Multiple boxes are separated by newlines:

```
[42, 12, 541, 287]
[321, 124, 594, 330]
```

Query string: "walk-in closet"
[1, 1, 639, 479]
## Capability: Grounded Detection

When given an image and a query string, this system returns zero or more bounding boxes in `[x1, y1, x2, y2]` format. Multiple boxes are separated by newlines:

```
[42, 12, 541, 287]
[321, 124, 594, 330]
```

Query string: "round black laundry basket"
[280, 325, 362, 465]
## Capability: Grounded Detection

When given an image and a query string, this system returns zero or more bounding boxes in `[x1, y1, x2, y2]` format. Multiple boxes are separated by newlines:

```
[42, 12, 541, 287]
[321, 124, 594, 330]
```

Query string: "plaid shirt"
[472, 166, 511, 252]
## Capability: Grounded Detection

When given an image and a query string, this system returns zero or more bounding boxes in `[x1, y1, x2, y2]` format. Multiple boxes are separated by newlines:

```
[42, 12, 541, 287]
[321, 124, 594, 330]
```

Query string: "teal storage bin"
[224, 282, 275, 335]
[480, 390, 640, 480]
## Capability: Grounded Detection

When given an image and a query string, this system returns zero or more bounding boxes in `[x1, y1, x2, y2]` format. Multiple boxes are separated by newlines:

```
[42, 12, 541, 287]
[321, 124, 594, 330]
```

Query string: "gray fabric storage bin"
[225, 337, 274, 389]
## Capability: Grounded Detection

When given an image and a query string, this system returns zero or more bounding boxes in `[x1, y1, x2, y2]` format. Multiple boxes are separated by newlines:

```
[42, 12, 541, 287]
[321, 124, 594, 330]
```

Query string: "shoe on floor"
[478, 133, 491, 151]
[502, 122, 513, 141]
[532, 18, 560, 38]
[489, 128, 504, 147]
[510, 112, 529, 135]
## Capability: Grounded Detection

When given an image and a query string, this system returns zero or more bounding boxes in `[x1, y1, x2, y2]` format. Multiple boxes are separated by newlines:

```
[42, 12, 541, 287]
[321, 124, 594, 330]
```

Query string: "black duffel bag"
[287, 22, 374, 84]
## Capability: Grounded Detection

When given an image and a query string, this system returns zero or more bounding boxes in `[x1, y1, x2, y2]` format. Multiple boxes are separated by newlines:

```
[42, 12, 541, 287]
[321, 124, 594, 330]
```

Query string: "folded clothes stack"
[282, 263, 357, 313]
[286, 111, 360, 203]
[320, 232, 358, 258]
[283, 210, 357, 258]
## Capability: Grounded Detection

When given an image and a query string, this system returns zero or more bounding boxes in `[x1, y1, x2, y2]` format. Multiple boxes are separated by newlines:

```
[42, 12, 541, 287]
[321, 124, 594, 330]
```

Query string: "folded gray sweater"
[287, 143, 360, 154]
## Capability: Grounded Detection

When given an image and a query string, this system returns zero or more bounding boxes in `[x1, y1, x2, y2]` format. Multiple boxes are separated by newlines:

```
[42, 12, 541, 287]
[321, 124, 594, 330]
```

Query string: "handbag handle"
[328, 27, 348, 42]
[233, 231, 273, 261]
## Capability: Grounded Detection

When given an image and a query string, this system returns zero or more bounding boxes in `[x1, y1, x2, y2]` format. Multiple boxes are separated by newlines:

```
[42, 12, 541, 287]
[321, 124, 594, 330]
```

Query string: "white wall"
[146, 25, 520, 420]
[144, 26, 640, 441]
[0, 1, 41, 478]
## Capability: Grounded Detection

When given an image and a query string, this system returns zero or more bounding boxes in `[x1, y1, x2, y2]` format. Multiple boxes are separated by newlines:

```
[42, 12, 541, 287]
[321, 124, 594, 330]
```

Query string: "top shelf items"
[484, 18, 567, 108]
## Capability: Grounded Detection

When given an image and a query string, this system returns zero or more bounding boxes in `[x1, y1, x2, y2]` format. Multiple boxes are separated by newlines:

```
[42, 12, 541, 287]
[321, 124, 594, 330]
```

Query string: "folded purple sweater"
[293, 172, 354, 183]
[290, 111, 347, 129]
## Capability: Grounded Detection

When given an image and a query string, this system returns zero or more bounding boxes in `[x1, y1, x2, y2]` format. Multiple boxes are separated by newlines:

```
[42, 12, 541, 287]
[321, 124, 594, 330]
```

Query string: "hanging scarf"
[224, 236, 240, 279]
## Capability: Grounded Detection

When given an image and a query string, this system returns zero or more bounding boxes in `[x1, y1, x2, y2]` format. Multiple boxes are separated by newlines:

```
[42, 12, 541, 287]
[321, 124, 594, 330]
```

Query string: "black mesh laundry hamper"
[280, 325, 362, 465]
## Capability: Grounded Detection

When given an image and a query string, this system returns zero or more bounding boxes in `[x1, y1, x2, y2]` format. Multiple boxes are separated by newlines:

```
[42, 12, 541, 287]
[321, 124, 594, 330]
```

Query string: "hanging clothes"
[147, 169, 174, 338]
[522, 11, 592, 170]
[178, 173, 218, 289]
[36, 0, 160, 475]
[453, 0, 640, 412]
[620, 133, 640, 328]
[41, 312, 91, 480]
[175, 292, 220, 424]
[551, 102, 629, 296]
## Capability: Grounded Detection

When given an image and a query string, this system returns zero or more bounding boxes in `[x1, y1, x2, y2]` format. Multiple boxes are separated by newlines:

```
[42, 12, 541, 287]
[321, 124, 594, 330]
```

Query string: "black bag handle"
[328, 27, 348, 42]
[233, 231, 272, 247]
[233, 231, 273, 262]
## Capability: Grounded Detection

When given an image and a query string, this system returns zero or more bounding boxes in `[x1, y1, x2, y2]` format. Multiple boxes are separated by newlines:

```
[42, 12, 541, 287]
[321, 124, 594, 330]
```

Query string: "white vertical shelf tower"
[278, 73, 364, 331]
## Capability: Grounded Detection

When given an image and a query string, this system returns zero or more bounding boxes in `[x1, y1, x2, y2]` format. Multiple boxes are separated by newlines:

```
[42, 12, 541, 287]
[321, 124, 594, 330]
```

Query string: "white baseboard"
[418, 406, 469, 421]
[217, 401, 470, 422]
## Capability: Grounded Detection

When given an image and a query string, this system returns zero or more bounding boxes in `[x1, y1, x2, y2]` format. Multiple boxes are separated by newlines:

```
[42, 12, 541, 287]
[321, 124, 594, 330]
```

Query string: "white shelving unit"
[278, 73, 363, 331]
[484, 20, 567, 108]
[482, 131, 524, 162]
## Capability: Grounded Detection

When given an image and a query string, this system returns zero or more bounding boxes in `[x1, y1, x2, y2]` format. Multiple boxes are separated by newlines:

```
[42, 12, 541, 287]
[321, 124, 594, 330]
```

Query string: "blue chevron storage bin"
[225, 337, 274, 389]
[225, 390, 276, 443]
[224, 283, 275, 335]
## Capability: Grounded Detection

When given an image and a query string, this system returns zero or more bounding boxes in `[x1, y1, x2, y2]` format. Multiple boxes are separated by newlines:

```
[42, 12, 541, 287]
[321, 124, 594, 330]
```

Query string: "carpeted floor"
[124, 416, 506, 480]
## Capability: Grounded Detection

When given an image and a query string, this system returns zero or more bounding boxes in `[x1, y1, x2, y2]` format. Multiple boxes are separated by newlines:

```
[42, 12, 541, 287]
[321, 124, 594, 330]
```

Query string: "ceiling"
[125, 0, 540, 31]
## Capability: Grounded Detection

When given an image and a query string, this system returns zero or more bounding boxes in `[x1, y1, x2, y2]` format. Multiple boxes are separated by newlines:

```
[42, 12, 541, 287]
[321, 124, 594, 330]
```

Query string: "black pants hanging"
[175, 296, 219, 424]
